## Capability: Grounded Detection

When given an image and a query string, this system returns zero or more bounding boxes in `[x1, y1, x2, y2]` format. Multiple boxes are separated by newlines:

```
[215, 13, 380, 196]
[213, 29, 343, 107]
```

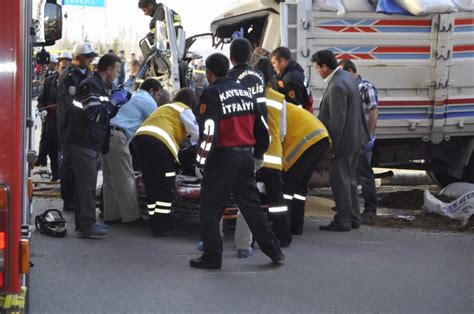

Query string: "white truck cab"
[211, 0, 474, 186]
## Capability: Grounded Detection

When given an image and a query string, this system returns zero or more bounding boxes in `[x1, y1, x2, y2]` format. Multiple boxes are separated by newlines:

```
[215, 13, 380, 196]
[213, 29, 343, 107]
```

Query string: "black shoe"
[351, 223, 361, 229]
[189, 256, 222, 270]
[270, 252, 285, 265]
[361, 211, 376, 217]
[319, 222, 350, 232]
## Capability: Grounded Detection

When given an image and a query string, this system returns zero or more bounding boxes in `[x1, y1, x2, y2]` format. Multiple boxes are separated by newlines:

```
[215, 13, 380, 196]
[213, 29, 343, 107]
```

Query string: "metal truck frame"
[210, 0, 474, 186]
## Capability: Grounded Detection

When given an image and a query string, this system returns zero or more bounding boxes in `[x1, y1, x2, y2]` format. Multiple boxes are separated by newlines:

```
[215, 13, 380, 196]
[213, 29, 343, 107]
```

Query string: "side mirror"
[43, 3, 62, 44]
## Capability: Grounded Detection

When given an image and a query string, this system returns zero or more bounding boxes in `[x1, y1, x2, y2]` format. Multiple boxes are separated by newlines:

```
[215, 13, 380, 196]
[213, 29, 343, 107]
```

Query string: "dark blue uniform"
[67, 72, 118, 231]
[56, 64, 91, 212]
[37, 73, 60, 180]
[194, 77, 282, 265]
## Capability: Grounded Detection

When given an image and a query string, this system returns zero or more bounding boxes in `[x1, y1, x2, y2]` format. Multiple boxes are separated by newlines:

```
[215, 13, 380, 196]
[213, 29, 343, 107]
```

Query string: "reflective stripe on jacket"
[136, 102, 190, 160]
[263, 87, 285, 170]
[282, 103, 331, 171]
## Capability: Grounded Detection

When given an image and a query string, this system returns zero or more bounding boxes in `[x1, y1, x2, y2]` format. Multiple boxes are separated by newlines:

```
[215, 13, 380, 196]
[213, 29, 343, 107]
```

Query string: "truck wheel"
[427, 155, 474, 186]
[427, 170, 458, 187]
[462, 155, 474, 183]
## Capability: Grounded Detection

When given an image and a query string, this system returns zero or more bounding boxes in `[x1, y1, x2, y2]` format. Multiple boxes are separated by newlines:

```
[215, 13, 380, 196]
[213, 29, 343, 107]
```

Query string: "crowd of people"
[35, 0, 380, 270]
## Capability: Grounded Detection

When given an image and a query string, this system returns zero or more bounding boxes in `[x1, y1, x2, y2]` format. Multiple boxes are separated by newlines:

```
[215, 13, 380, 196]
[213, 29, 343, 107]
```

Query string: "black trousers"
[36, 120, 48, 165]
[59, 143, 76, 211]
[68, 144, 98, 231]
[133, 135, 175, 233]
[257, 167, 292, 245]
[283, 139, 330, 232]
[200, 149, 282, 259]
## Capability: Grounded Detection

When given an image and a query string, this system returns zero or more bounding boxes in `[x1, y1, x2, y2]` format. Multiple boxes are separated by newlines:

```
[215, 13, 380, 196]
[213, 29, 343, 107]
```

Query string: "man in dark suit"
[312, 50, 370, 231]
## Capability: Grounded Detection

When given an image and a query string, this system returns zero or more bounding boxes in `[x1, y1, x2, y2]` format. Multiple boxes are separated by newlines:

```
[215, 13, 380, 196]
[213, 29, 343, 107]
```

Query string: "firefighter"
[190, 53, 284, 270]
[57, 43, 97, 212]
[68, 53, 127, 237]
[282, 103, 331, 235]
[227, 38, 268, 257]
[133, 88, 199, 236]
[254, 57, 293, 247]
[36, 54, 70, 181]
[270, 46, 313, 113]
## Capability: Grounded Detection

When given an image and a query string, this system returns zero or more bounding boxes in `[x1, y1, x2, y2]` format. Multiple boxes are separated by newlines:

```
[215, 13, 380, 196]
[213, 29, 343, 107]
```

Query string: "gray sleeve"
[179, 109, 199, 145]
[325, 85, 348, 155]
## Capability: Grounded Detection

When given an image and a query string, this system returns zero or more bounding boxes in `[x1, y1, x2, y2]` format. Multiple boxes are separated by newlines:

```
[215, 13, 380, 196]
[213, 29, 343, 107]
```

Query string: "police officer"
[270, 46, 313, 113]
[134, 88, 199, 236]
[190, 53, 284, 269]
[68, 53, 127, 237]
[228, 38, 268, 256]
[57, 43, 96, 212]
[36, 54, 70, 181]
[36, 53, 58, 168]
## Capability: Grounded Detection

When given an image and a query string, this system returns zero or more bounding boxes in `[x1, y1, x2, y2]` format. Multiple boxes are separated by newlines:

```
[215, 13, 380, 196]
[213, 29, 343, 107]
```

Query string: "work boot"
[270, 252, 285, 265]
[76, 224, 108, 238]
[189, 254, 222, 270]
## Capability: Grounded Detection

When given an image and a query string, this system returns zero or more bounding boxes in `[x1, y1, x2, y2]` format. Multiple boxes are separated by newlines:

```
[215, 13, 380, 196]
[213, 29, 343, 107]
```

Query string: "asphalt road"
[29, 197, 473, 314]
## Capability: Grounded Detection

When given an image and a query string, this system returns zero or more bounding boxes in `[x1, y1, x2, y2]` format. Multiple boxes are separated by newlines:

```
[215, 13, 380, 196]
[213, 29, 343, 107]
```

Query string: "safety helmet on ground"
[35, 209, 67, 237]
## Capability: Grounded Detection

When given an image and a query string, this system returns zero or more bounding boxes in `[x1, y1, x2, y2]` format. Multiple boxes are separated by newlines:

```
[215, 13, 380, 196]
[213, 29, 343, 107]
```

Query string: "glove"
[40, 110, 48, 119]
[254, 158, 264, 172]
[365, 134, 376, 152]
[194, 166, 204, 180]
[110, 88, 128, 107]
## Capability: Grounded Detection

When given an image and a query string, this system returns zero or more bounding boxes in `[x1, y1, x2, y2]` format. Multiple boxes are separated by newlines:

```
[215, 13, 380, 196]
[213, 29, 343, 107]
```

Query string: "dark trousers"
[200, 149, 282, 259]
[133, 135, 175, 233]
[258, 167, 292, 245]
[330, 149, 361, 229]
[68, 144, 98, 231]
[59, 143, 75, 211]
[357, 149, 377, 213]
[37, 120, 48, 165]
[283, 139, 330, 232]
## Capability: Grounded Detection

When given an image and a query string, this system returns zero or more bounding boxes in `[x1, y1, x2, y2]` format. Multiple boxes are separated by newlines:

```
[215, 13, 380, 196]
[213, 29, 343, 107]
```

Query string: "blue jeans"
[357, 149, 377, 213]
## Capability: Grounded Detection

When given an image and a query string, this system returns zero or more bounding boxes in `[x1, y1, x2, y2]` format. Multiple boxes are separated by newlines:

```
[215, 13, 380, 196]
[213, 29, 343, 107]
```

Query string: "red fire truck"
[0, 1, 62, 312]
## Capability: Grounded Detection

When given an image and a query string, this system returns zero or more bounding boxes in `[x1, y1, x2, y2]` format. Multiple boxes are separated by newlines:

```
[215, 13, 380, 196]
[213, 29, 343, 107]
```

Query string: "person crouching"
[133, 88, 199, 236]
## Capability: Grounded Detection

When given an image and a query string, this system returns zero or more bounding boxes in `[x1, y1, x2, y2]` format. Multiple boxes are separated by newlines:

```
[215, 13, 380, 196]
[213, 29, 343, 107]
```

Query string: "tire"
[427, 155, 474, 187]
[427, 170, 459, 187]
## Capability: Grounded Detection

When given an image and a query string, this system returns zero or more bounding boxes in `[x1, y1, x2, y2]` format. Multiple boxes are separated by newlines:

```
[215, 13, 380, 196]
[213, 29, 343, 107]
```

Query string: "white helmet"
[58, 50, 73, 61]
[49, 53, 59, 63]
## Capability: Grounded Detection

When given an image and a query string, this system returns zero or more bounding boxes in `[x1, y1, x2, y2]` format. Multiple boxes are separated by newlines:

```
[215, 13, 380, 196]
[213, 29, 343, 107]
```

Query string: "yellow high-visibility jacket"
[282, 103, 331, 171]
[135, 102, 198, 161]
[263, 87, 286, 170]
